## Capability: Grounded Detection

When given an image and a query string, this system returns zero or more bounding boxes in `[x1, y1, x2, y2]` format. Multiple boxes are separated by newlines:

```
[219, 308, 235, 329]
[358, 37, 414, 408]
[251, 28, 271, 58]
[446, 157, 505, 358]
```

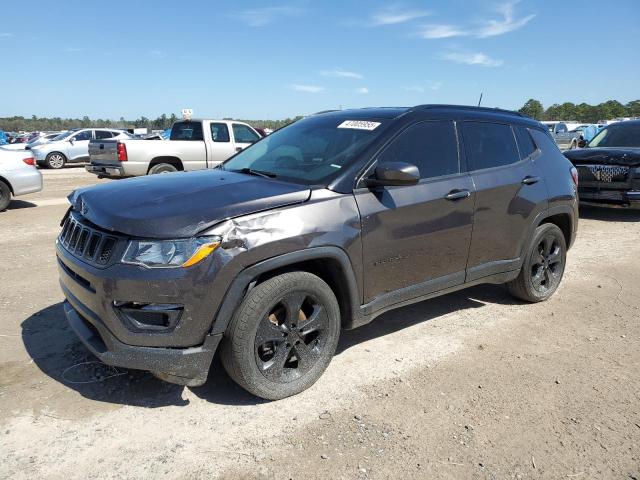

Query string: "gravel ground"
[0, 168, 638, 479]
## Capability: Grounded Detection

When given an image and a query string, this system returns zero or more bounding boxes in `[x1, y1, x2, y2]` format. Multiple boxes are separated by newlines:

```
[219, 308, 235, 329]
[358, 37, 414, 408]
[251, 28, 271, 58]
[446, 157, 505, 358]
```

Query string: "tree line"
[0, 114, 303, 133]
[518, 99, 640, 123]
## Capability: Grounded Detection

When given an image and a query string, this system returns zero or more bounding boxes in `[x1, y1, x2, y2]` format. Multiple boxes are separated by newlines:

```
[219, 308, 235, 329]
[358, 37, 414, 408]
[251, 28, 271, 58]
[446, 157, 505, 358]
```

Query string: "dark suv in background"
[57, 105, 578, 400]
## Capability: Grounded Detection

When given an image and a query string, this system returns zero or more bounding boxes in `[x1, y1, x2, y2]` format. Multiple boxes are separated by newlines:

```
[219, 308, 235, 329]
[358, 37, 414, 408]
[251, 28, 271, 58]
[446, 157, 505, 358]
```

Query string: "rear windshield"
[219, 116, 388, 186]
[588, 124, 640, 148]
[170, 121, 204, 141]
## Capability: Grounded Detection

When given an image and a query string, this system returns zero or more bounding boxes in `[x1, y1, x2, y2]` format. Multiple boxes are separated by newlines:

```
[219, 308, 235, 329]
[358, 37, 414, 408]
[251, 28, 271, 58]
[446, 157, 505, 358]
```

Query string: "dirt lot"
[1, 168, 639, 480]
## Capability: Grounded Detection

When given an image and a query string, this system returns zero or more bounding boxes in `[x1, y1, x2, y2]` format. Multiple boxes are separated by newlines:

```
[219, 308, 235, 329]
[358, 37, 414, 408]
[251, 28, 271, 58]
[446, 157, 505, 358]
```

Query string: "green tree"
[518, 99, 544, 119]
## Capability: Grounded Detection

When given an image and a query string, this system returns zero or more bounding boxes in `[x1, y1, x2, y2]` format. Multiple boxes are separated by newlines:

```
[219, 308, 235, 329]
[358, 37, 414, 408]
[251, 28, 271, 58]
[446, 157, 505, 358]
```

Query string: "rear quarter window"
[514, 126, 537, 159]
[170, 122, 204, 141]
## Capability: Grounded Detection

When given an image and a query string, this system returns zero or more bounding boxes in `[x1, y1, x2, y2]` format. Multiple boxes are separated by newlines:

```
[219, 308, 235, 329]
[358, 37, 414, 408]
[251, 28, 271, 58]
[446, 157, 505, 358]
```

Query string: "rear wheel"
[45, 152, 66, 169]
[148, 163, 178, 175]
[508, 223, 567, 302]
[0, 181, 11, 211]
[221, 271, 341, 400]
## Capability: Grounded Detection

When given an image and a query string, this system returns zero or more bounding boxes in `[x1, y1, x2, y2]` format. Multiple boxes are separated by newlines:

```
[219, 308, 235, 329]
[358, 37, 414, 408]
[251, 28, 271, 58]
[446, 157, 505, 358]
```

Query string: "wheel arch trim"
[210, 247, 362, 336]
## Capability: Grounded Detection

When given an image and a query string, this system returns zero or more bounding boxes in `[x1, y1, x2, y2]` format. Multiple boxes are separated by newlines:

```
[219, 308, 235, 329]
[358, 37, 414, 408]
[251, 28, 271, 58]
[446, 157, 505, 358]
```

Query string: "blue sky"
[1, 0, 638, 120]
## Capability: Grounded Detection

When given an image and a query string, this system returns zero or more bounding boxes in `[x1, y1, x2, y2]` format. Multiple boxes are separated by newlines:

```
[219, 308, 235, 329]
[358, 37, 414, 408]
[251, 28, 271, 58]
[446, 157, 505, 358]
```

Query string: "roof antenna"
[477, 93, 483, 107]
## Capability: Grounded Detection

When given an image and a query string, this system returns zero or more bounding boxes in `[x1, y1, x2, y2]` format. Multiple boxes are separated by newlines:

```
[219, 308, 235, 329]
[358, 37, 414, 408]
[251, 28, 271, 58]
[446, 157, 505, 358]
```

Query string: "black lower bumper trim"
[63, 301, 220, 387]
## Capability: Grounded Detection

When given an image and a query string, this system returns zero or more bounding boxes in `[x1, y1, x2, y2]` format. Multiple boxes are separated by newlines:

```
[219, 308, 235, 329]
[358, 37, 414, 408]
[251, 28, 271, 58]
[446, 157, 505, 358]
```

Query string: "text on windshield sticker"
[337, 120, 381, 131]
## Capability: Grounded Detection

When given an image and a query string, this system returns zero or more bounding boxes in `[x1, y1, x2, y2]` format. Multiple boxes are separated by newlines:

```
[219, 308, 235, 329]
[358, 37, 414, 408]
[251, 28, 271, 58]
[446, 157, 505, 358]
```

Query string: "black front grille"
[577, 164, 629, 184]
[59, 214, 121, 266]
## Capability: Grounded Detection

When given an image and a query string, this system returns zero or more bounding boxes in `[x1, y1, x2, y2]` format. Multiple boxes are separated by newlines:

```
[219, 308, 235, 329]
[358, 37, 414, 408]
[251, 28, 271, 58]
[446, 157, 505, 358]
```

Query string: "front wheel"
[221, 271, 341, 400]
[507, 223, 567, 302]
[45, 152, 66, 169]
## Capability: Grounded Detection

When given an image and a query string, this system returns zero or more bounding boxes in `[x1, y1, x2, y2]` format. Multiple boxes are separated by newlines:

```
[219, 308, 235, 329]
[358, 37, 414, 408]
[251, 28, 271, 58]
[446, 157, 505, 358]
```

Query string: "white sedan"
[0, 147, 43, 211]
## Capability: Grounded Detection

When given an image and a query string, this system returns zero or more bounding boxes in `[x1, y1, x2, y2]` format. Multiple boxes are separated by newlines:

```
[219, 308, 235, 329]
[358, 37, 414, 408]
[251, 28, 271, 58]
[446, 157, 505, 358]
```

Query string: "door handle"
[445, 189, 471, 201]
[235, 147, 243, 152]
[522, 176, 540, 185]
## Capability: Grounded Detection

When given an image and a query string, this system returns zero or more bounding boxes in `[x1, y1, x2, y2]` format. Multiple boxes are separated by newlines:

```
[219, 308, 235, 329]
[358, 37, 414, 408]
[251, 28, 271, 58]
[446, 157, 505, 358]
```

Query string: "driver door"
[354, 120, 475, 304]
[231, 123, 261, 153]
[67, 129, 93, 162]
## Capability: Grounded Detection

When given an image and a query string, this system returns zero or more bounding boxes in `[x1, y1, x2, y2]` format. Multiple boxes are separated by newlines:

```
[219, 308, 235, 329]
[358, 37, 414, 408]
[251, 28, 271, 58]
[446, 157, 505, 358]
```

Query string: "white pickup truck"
[86, 119, 262, 177]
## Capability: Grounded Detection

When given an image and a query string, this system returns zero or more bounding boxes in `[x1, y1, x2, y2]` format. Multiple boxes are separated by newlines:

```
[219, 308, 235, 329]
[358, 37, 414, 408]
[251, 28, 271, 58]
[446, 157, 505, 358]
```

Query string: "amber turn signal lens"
[181, 242, 220, 268]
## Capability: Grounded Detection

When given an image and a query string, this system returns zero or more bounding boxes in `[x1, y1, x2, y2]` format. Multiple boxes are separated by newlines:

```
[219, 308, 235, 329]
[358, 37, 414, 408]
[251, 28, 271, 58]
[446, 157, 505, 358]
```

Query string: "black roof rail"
[412, 104, 526, 117]
[312, 109, 342, 115]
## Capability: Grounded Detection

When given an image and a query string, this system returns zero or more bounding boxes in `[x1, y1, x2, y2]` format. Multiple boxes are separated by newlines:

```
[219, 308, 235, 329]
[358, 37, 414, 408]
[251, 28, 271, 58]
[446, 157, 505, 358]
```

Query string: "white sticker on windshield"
[337, 120, 381, 131]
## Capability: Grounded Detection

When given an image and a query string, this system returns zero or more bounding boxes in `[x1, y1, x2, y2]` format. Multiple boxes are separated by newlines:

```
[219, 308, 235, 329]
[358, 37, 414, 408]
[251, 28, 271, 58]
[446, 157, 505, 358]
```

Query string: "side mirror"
[68, 138, 74, 144]
[366, 161, 420, 187]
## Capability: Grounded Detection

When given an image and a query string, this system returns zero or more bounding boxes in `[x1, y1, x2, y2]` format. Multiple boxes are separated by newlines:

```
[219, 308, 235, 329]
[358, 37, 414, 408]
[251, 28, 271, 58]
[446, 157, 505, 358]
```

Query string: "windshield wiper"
[232, 167, 277, 179]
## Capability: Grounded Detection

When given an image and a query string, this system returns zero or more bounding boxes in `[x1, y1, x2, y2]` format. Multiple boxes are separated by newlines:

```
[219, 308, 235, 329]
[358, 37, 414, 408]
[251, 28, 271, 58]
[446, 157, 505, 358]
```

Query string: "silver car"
[0, 147, 43, 211]
[31, 128, 131, 169]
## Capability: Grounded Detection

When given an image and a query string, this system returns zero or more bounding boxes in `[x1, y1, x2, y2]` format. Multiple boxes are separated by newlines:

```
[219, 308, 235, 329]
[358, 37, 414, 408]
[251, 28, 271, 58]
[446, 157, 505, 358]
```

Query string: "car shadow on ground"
[579, 205, 640, 222]
[23, 284, 519, 408]
[7, 200, 37, 210]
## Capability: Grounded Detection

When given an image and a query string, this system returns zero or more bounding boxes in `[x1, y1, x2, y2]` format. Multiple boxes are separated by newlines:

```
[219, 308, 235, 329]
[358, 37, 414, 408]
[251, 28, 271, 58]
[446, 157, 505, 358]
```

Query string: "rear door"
[231, 123, 261, 153]
[67, 129, 93, 162]
[169, 121, 207, 171]
[208, 122, 236, 165]
[461, 121, 548, 281]
[355, 120, 475, 304]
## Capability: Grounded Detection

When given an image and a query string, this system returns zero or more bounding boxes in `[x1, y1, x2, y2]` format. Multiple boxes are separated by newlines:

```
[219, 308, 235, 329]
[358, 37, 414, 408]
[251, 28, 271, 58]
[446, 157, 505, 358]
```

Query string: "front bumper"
[578, 188, 640, 208]
[63, 297, 220, 386]
[86, 164, 125, 177]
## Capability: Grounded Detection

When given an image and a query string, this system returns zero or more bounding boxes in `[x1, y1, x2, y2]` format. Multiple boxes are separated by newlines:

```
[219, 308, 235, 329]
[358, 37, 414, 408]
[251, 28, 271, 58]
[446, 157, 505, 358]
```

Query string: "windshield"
[220, 116, 388, 185]
[51, 130, 73, 141]
[588, 124, 640, 148]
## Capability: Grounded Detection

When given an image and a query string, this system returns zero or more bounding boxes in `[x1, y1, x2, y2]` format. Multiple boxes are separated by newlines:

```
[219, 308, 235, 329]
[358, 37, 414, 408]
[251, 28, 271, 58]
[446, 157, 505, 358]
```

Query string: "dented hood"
[68, 169, 311, 238]
[563, 147, 640, 167]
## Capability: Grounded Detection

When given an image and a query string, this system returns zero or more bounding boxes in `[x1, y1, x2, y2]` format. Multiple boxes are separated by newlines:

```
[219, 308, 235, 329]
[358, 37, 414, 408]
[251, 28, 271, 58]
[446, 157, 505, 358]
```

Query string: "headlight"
[122, 236, 221, 269]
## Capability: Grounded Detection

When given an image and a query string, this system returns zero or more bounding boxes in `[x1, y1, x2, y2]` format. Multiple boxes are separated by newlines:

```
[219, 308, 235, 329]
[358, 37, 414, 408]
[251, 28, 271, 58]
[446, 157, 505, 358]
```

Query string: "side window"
[170, 122, 204, 141]
[377, 120, 459, 179]
[462, 122, 520, 171]
[530, 128, 562, 153]
[232, 124, 260, 144]
[73, 130, 92, 141]
[95, 130, 113, 140]
[513, 126, 537, 159]
[210, 123, 230, 142]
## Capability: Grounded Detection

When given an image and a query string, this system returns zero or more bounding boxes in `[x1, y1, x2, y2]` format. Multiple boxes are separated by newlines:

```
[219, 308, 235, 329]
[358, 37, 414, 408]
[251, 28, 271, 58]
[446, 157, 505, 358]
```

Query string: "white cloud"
[418, 1, 534, 40]
[290, 84, 325, 93]
[419, 24, 468, 39]
[355, 87, 369, 94]
[0, 33, 14, 38]
[233, 6, 302, 27]
[440, 51, 503, 67]
[475, 1, 535, 38]
[320, 69, 363, 80]
[403, 82, 442, 93]
[370, 5, 430, 26]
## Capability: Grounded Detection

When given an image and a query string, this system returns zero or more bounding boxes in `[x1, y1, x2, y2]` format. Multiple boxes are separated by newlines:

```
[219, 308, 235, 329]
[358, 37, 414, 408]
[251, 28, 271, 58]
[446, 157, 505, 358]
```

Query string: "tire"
[45, 152, 66, 169]
[148, 163, 178, 175]
[0, 181, 11, 211]
[507, 223, 567, 303]
[220, 271, 341, 400]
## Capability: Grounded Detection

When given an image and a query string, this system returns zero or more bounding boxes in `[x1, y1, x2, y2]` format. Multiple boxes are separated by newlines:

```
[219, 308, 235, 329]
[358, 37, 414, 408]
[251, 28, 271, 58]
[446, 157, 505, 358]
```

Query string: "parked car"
[563, 120, 640, 208]
[0, 147, 43, 211]
[29, 131, 65, 148]
[31, 128, 131, 169]
[0, 130, 8, 145]
[541, 121, 581, 149]
[86, 119, 261, 177]
[57, 105, 578, 399]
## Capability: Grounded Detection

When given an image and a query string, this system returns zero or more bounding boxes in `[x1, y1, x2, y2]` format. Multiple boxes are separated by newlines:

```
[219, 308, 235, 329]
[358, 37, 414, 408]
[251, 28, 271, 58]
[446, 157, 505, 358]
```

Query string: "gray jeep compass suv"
[57, 105, 579, 400]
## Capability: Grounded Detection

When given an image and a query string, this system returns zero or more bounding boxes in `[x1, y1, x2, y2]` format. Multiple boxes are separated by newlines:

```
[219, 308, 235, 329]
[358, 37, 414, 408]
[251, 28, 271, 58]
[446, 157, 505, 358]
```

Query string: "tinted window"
[95, 130, 113, 139]
[588, 124, 640, 148]
[233, 124, 260, 144]
[514, 126, 537, 159]
[73, 130, 92, 141]
[462, 122, 520, 170]
[210, 123, 230, 142]
[377, 121, 459, 179]
[170, 121, 204, 141]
